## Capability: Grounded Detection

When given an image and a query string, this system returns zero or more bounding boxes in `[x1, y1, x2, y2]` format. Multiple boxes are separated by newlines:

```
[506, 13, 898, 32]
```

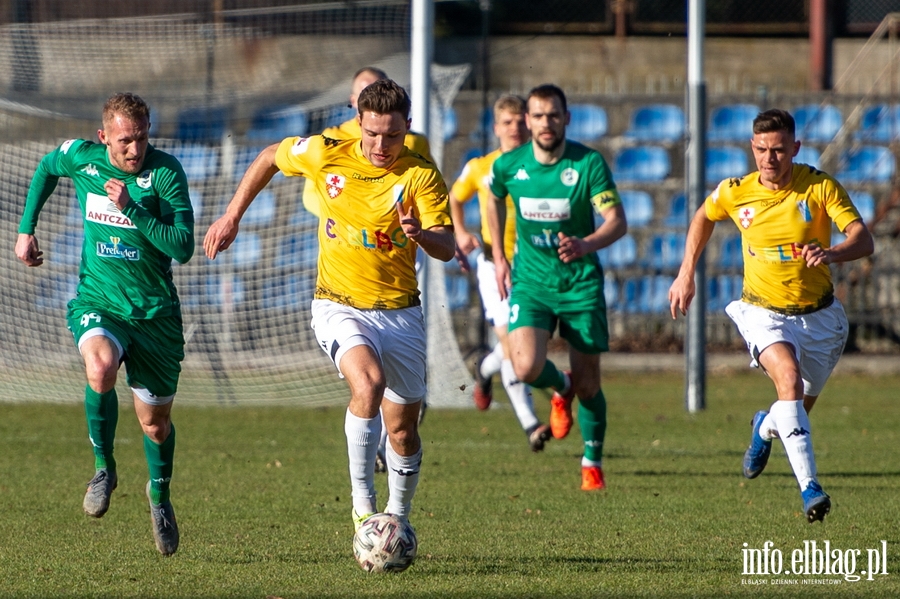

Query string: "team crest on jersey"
[325, 173, 345, 198]
[738, 207, 755, 229]
[291, 137, 311, 155]
[136, 170, 152, 189]
[560, 168, 579, 186]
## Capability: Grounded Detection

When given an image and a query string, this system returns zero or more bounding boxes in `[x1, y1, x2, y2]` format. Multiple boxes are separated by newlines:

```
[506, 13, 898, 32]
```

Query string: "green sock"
[530, 360, 566, 392]
[144, 424, 176, 505]
[578, 388, 608, 463]
[84, 386, 118, 472]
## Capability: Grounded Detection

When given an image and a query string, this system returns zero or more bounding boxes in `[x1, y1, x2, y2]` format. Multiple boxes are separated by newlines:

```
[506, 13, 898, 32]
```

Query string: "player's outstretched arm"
[668, 206, 716, 319]
[15, 233, 43, 267]
[204, 144, 280, 259]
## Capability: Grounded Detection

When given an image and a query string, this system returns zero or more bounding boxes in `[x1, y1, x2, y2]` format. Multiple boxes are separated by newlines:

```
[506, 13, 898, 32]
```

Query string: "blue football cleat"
[802, 481, 831, 523]
[742, 410, 772, 479]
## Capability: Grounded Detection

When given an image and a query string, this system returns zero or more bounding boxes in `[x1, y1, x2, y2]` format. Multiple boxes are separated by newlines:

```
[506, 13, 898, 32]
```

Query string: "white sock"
[377, 408, 388, 457]
[581, 457, 602, 468]
[760, 412, 779, 440]
[344, 409, 380, 515]
[769, 400, 817, 491]
[385, 442, 422, 519]
[501, 360, 539, 431]
[480, 343, 504, 379]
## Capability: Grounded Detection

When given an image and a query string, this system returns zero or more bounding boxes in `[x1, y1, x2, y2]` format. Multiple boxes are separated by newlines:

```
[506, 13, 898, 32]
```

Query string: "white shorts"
[725, 299, 848, 397]
[310, 299, 427, 404]
[475, 254, 510, 328]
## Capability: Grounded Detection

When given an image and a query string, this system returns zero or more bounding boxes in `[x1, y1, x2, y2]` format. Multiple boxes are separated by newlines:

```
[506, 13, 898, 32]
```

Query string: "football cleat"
[742, 410, 773, 479]
[549, 371, 575, 439]
[472, 353, 493, 411]
[352, 508, 375, 532]
[83, 468, 117, 518]
[802, 481, 831, 524]
[146, 481, 179, 556]
[581, 466, 605, 491]
[527, 423, 552, 452]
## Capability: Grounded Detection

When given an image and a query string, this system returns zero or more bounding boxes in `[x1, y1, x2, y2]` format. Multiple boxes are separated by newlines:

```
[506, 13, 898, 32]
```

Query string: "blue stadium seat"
[848, 190, 876, 223]
[242, 189, 276, 226]
[444, 273, 470, 311]
[835, 146, 895, 183]
[663, 193, 687, 228]
[597, 233, 638, 268]
[246, 105, 308, 142]
[321, 104, 357, 131]
[792, 104, 842, 143]
[604, 274, 619, 311]
[175, 105, 229, 142]
[232, 145, 284, 181]
[706, 146, 749, 184]
[189, 189, 203, 218]
[274, 230, 319, 271]
[442, 106, 459, 142]
[169, 143, 218, 181]
[230, 233, 262, 267]
[709, 104, 759, 142]
[455, 147, 483, 180]
[262, 274, 315, 310]
[707, 274, 742, 311]
[624, 104, 685, 143]
[618, 190, 654, 228]
[647, 275, 674, 313]
[50, 230, 83, 266]
[463, 198, 482, 230]
[855, 104, 900, 143]
[35, 274, 78, 310]
[646, 232, 685, 270]
[718, 235, 743, 271]
[795, 146, 821, 169]
[614, 146, 670, 182]
[201, 273, 246, 306]
[567, 104, 608, 143]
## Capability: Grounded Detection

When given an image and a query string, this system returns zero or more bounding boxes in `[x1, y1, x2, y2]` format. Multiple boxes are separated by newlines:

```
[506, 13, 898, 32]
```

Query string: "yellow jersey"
[450, 149, 517, 262]
[706, 163, 861, 314]
[276, 135, 451, 310]
[301, 118, 434, 217]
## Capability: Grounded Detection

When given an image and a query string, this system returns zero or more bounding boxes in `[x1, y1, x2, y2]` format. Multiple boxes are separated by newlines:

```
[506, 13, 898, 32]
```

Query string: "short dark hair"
[527, 84, 567, 114]
[357, 79, 411, 121]
[353, 66, 388, 82]
[753, 109, 795, 137]
[102, 92, 150, 127]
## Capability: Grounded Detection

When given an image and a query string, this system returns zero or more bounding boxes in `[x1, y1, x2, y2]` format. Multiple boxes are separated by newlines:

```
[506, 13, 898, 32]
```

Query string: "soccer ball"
[352, 513, 417, 573]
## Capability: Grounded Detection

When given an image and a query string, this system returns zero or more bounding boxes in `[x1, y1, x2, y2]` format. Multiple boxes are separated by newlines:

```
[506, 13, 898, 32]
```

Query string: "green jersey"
[19, 139, 194, 319]
[489, 140, 620, 290]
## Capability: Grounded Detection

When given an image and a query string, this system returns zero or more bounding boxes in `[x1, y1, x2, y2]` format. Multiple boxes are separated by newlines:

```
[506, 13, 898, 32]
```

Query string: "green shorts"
[66, 305, 185, 397]
[508, 278, 609, 354]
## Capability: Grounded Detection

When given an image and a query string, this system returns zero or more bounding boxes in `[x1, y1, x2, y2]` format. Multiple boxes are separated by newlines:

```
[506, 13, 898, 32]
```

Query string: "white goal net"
[0, 2, 473, 408]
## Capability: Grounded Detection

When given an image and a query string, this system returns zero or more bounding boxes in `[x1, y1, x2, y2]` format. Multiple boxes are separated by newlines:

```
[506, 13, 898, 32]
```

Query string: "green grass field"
[1, 371, 898, 598]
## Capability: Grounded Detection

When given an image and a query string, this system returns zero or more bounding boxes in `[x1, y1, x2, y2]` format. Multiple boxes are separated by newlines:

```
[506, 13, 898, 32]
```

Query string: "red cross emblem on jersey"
[738, 206, 754, 229]
[325, 173, 345, 199]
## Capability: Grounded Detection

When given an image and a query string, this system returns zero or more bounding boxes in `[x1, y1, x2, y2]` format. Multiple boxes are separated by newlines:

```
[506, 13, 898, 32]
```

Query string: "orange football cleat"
[549, 371, 575, 439]
[581, 466, 605, 491]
